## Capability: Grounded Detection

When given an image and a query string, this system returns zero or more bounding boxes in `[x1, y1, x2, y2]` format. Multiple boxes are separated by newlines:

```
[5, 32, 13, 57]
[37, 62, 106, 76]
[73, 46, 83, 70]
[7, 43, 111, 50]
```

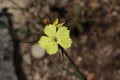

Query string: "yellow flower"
[38, 20, 72, 55]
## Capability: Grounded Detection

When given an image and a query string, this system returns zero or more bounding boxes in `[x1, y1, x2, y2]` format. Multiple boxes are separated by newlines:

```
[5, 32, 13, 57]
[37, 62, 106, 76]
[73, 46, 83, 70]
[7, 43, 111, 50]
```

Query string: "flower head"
[38, 19, 72, 55]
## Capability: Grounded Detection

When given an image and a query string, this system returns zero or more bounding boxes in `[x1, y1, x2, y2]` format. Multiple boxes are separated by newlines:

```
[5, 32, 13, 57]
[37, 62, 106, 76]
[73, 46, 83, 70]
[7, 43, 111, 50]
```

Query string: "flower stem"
[60, 47, 86, 80]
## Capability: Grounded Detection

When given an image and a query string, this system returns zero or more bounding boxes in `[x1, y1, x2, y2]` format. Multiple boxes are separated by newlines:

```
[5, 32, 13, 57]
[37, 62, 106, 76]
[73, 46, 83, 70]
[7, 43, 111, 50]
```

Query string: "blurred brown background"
[0, 0, 120, 80]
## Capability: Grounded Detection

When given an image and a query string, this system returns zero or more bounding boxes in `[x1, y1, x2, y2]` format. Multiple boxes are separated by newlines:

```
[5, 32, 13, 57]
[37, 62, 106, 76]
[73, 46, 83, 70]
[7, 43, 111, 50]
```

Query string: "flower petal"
[38, 36, 50, 49]
[44, 24, 56, 37]
[53, 18, 59, 25]
[56, 26, 70, 39]
[58, 37, 72, 49]
[46, 41, 58, 55]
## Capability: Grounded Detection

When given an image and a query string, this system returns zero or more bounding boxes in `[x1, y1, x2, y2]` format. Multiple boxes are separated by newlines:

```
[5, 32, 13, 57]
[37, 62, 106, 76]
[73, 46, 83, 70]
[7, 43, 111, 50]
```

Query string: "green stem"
[60, 47, 86, 80]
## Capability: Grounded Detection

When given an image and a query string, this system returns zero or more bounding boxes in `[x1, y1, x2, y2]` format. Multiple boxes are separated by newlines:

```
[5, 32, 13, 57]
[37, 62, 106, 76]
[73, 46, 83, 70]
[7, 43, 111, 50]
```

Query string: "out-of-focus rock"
[23, 53, 31, 65]
[0, 28, 17, 80]
[33, 72, 41, 80]
[89, 1, 100, 9]
[31, 44, 45, 59]
[87, 72, 95, 80]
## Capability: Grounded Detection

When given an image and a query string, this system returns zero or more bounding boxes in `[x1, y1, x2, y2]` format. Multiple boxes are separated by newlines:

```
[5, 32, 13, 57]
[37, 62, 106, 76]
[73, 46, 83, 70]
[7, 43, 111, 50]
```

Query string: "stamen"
[53, 37, 57, 42]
